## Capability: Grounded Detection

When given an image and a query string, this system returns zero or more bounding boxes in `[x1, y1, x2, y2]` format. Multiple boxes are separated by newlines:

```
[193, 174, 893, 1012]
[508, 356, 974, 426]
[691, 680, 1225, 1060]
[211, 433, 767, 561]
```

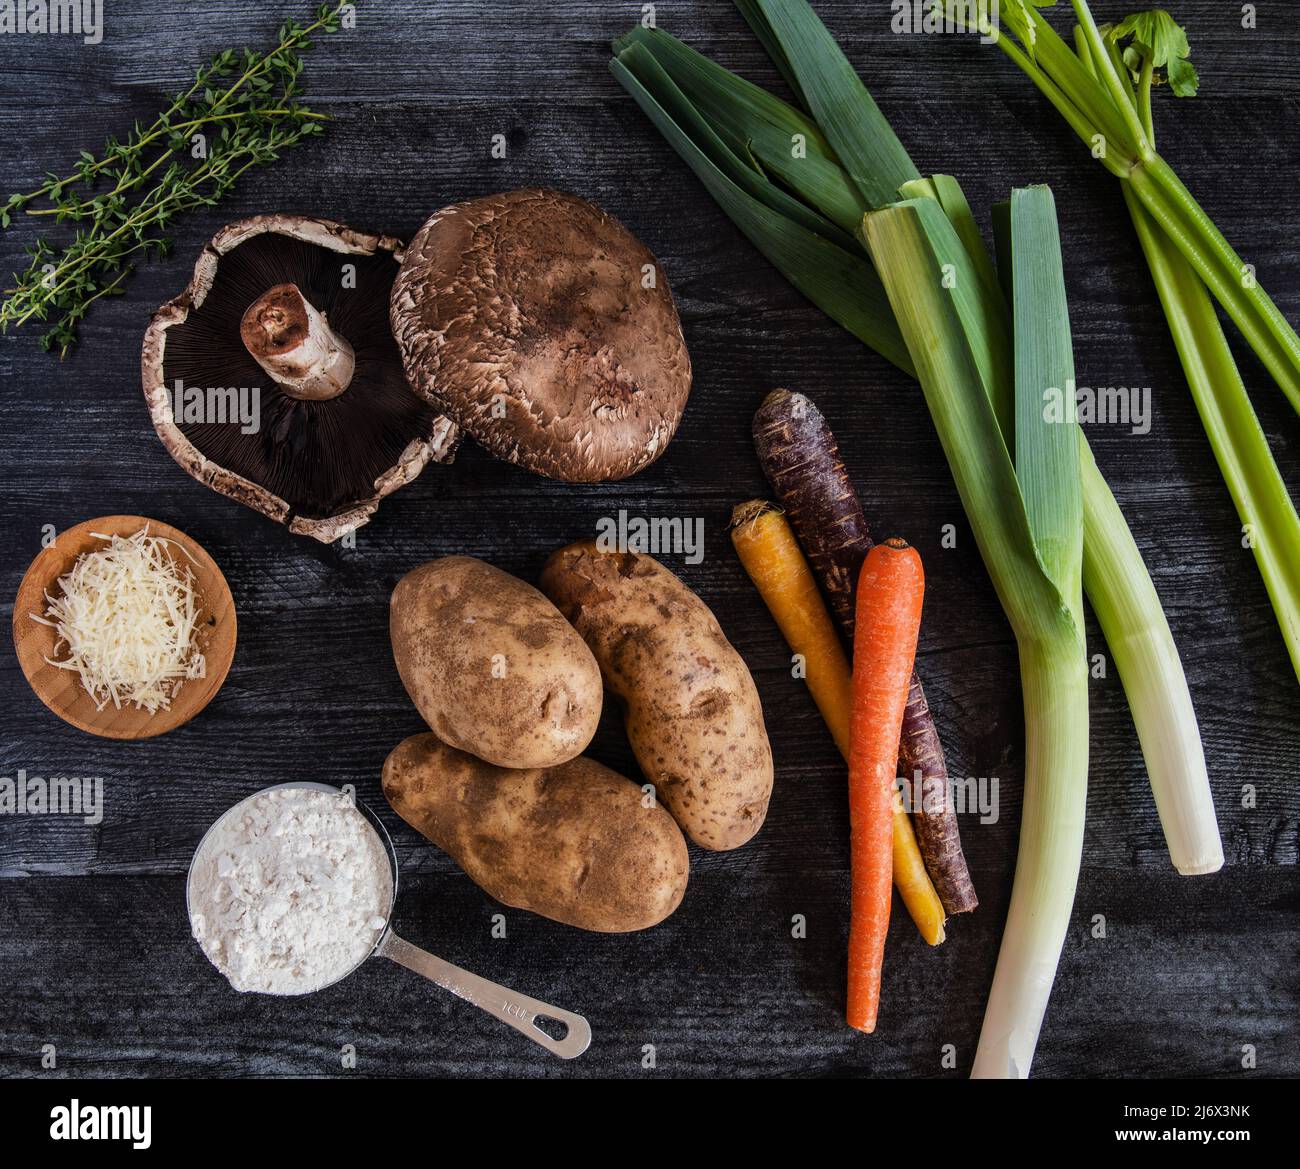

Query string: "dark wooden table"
[1, 1, 1296, 1080]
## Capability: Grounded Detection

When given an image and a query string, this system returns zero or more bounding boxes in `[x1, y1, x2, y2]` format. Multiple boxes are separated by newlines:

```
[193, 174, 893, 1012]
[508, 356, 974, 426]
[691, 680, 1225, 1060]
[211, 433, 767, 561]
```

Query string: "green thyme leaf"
[0, 0, 356, 355]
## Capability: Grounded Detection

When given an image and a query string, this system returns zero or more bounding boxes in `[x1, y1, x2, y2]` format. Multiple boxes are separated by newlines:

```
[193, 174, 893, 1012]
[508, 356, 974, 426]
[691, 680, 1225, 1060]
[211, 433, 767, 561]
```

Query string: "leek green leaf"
[900, 174, 1003, 305]
[615, 43, 854, 250]
[614, 27, 832, 157]
[887, 185, 1015, 443]
[743, 0, 920, 208]
[733, 0, 809, 110]
[610, 47, 913, 372]
[615, 26, 870, 233]
[1010, 186, 1084, 619]
[863, 200, 1078, 645]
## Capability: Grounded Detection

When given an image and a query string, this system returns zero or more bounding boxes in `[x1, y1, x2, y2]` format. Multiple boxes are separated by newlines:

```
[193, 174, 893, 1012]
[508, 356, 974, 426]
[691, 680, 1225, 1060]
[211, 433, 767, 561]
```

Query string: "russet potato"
[382, 732, 689, 932]
[390, 555, 601, 769]
[540, 541, 773, 851]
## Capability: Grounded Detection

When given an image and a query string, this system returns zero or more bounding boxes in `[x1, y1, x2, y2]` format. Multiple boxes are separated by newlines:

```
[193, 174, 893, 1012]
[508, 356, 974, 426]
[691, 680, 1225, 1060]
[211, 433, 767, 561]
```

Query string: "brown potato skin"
[540, 540, 773, 851]
[382, 733, 689, 932]
[390, 556, 601, 769]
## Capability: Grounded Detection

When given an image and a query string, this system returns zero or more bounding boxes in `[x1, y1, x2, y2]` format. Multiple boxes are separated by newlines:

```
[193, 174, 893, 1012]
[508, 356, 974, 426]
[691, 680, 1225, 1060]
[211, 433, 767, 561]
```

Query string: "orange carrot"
[847, 537, 925, 1034]
[730, 503, 945, 950]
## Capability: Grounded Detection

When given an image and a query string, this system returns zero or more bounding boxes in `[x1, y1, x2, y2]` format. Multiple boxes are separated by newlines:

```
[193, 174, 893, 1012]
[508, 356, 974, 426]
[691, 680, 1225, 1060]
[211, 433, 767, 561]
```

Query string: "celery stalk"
[1126, 158, 1300, 416]
[975, 0, 1300, 415]
[1070, 21, 1300, 680]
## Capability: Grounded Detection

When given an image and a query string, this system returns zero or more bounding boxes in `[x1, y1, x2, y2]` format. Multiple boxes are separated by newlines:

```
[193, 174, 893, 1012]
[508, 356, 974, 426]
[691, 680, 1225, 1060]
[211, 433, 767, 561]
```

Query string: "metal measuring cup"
[186, 781, 591, 1059]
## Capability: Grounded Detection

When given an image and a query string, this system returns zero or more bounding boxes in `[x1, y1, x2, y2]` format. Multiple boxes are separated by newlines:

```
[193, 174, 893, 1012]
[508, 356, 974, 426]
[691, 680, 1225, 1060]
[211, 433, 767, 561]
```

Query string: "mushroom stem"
[239, 282, 355, 401]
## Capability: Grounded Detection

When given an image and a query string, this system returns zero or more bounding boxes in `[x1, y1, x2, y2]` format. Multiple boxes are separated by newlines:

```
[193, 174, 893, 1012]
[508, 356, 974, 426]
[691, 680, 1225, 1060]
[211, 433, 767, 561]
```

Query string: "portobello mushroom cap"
[142, 214, 459, 543]
[389, 189, 691, 483]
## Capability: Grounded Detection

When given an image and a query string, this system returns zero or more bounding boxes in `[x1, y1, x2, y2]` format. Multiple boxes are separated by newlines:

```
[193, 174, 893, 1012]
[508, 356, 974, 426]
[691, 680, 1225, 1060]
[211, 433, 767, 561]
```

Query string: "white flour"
[188, 787, 392, 995]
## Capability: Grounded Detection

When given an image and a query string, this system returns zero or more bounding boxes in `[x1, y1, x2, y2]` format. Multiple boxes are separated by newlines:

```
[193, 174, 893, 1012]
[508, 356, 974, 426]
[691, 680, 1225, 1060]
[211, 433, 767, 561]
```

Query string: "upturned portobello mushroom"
[142, 214, 458, 543]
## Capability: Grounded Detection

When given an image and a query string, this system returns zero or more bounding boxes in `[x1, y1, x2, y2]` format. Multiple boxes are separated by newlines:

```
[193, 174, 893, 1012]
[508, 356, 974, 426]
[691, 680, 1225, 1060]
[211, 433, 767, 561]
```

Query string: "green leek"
[609, 43, 912, 371]
[864, 189, 1088, 1079]
[613, 26, 869, 235]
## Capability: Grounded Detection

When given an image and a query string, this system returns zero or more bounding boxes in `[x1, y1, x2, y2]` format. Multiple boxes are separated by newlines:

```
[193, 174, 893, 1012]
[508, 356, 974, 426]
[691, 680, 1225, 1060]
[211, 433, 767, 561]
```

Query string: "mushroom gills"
[155, 228, 455, 523]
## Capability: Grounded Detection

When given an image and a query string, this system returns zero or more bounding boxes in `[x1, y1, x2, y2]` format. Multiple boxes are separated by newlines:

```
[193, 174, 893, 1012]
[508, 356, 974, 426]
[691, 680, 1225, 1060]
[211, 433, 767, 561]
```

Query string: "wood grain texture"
[0, 0, 1297, 1078]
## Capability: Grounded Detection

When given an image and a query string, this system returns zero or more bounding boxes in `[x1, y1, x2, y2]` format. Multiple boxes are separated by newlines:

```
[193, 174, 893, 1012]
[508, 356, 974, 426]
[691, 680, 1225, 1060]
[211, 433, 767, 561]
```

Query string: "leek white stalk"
[1080, 458, 1222, 874]
[974, 642, 1088, 1077]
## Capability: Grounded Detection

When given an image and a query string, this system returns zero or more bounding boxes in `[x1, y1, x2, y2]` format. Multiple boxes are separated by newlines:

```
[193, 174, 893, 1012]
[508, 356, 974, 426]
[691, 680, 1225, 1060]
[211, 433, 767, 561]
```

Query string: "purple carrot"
[753, 388, 977, 914]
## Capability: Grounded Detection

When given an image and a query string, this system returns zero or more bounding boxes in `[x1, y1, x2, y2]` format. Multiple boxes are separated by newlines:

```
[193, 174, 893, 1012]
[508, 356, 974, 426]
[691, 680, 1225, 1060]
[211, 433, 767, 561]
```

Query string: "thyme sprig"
[1, 1, 357, 356]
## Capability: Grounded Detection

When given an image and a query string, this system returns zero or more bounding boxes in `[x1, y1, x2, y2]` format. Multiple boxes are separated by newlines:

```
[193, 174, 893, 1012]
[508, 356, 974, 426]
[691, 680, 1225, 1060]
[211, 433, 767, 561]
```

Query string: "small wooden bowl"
[13, 516, 236, 740]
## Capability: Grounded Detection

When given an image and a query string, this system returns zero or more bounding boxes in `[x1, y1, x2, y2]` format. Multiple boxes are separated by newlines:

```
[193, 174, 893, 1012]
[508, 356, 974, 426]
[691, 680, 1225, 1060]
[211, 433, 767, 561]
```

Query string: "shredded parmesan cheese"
[30, 527, 207, 714]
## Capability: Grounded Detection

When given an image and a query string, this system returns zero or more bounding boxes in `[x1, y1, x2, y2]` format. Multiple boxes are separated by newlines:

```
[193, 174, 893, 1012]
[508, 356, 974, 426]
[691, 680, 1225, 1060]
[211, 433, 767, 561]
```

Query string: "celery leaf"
[1114, 9, 1199, 97]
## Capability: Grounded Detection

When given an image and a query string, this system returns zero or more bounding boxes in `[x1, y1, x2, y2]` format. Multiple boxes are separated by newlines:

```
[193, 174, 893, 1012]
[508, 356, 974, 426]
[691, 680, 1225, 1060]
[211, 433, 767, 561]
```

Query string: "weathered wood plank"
[0, 866, 1292, 1078]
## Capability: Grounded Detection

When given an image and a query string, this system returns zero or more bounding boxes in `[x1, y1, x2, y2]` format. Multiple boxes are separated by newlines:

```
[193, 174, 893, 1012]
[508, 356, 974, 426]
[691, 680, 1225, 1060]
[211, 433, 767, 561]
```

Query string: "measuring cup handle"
[376, 931, 591, 1060]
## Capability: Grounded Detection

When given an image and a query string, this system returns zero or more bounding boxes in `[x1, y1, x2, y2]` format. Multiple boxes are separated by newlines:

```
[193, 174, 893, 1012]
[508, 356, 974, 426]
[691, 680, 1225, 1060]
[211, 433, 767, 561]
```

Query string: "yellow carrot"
[732, 500, 853, 754]
[731, 501, 946, 945]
